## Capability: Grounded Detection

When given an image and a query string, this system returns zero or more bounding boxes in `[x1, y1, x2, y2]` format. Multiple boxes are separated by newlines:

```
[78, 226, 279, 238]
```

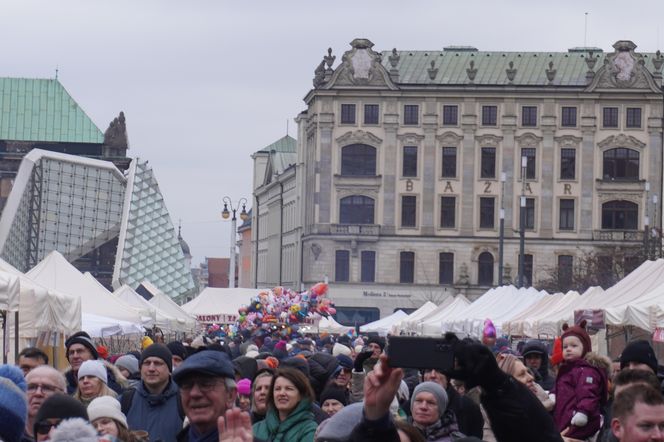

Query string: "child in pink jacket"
[553, 320, 608, 440]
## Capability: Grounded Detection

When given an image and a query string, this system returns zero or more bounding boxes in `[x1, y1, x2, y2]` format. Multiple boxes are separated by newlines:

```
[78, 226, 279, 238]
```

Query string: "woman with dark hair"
[252, 367, 318, 442]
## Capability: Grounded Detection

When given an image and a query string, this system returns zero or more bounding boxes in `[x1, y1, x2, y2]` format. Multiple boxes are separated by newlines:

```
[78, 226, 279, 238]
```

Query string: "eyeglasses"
[35, 420, 61, 435]
[179, 378, 222, 392]
[27, 383, 61, 394]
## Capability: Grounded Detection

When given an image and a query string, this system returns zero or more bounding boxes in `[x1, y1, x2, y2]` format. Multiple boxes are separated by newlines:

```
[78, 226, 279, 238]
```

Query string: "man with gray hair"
[23, 365, 66, 441]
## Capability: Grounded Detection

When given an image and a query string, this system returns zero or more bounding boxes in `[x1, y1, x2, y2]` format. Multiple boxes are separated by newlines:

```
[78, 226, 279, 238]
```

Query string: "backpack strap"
[120, 388, 136, 415]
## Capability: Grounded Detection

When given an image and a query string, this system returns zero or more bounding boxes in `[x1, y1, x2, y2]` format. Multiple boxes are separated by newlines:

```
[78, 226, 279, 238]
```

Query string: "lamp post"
[499, 172, 506, 285]
[221, 196, 248, 288]
[518, 156, 527, 288]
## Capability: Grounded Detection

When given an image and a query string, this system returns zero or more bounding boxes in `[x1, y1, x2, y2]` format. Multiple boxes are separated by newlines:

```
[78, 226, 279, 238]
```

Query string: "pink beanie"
[237, 378, 251, 396]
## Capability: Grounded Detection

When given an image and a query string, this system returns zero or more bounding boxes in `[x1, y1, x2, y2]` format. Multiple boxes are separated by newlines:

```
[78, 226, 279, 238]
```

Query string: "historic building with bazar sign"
[250, 39, 664, 323]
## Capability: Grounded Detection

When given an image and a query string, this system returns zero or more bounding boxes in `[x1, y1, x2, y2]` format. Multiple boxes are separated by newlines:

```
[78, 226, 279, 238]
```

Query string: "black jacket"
[521, 340, 555, 392]
[447, 384, 484, 438]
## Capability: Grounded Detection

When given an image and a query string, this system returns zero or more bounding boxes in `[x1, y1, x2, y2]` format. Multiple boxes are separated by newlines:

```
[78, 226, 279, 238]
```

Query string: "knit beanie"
[620, 340, 658, 373]
[0, 365, 28, 442]
[87, 396, 128, 429]
[167, 341, 187, 361]
[141, 336, 154, 350]
[412, 381, 448, 418]
[77, 360, 108, 384]
[141, 343, 173, 372]
[236, 378, 252, 396]
[335, 354, 353, 370]
[34, 394, 88, 436]
[65, 331, 99, 360]
[320, 385, 348, 406]
[497, 353, 520, 377]
[115, 354, 140, 376]
[550, 336, 563, 366]
[96, 345, 109, 360]
[332, 342, 351, 357]
[483, 319, 496, 338]
[561, 320, 591, 357]
[367, 336, 385, 351]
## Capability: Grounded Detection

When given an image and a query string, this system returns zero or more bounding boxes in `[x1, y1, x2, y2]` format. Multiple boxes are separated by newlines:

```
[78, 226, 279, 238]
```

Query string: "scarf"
[413, 409, 462, 441]
[187, 426, 219, 442]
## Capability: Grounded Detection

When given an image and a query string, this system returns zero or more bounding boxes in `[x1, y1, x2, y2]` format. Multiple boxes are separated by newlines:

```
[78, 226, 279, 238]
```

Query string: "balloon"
[310, 282, 328, 296]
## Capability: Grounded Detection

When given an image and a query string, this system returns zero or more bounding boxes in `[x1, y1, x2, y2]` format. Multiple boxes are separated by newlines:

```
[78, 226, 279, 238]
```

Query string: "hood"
[521, 339, 550, 377]
[584, 351, 612, 378]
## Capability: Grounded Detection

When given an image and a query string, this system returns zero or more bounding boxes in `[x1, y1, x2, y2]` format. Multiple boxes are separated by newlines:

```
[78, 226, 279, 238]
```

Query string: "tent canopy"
[137, 281, 196, 330]
[420, 295, 472, 336]
[359, 310, 408, 336]
[392, 301, 438, 334]
[0, 269, 19, 312]
[83, 313, 144, 337]
[182, 287, 264, 323]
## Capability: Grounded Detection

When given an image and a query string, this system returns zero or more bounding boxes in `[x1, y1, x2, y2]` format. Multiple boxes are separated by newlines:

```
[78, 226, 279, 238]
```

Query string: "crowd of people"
[1, 322, 664, 442]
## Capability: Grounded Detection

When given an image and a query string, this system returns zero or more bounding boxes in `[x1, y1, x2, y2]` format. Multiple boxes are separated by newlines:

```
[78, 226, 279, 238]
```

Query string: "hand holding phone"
[386, 336, 455, 372]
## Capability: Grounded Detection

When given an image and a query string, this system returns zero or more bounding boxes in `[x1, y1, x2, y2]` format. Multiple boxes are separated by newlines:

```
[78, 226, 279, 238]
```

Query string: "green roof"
[0, 78, 104, 143]
[381, 50, 660, 86]
[259, 135, 296, 153]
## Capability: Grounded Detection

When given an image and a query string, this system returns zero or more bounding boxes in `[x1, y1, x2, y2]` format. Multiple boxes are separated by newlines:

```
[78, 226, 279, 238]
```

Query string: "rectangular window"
[560, 148, 576, 180]
[481, 147, 496, 179]
[400, 251, 415, 283]
[520, 197, 535, 230]
[559, 199, 575, 230]
[340, 104, 356, 124]
[521, 148, 536, 180]
[626, 107, 642, 128]
[401, 195, 417, 227]
[561, 106, 577, 127]
[522, 106, 538, 127]
[404, 105, 419, 125]
[603, 107, 619, 128]
[440, 196, 456, 228]
[519, 254, 534, 287]
[482, 105, 498, 126]
[364, 104, 379, 124]
[335, 250, 350, 282]
[479, 197, 495, 229]
[361, 251, 375, 283]
[558, 255, 573, 287]
[442, 105, 458, 125]
[441, 147, 457, 178]
[439, 252, 454, 284]
[402, 146, 418, 177]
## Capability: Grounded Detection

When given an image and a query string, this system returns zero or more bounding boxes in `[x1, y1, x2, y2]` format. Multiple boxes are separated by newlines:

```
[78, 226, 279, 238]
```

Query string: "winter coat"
[252, 399, 317, 442]
[446, 384, 484, 439]
[411, 409, 465, 442]
[307, 353, 339, 399]
[122, 379, 183, 442]
[522, 340, 555, 391]
[553, 352, 609, 440]
[350, 370, 365, 404]
[65, 360, 127, 395]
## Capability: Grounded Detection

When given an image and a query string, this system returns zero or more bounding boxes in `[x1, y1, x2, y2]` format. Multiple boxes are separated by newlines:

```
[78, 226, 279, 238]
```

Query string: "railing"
[331, 224, 380, 236]
[593, 230, 644, 241]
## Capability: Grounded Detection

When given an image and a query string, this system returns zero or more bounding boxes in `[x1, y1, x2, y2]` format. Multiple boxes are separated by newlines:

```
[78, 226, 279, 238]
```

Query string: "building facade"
[254, 39, 664, 320]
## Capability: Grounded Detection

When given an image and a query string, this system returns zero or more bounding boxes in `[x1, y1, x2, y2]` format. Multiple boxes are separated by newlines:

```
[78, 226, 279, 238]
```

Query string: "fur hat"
[141, 343, 173, 372]
[78, 360, 107, 384]
[114, 354, 139, 376]
[49, 418, 98, 442]
[412, 381, 448, 419]
[0, 365, 28, 442]
[620, 340, 658, 373]
[65, 331, 99, 360]
[561, 320, 591, 357]
[332, 342, 352, 357]
[87, 396, 128, 429]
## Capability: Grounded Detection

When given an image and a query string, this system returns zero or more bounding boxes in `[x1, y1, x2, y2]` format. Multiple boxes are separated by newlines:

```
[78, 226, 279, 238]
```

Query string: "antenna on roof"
[55, 66, 59, 80]
[286, 119, 289, 136]
[584, 12, 589, 47]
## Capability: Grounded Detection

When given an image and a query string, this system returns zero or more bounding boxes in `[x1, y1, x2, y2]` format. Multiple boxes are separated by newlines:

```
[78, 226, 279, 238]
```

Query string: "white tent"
[27, 251, 146, 328]
[138, 281, 196, 331]
[420, 295, 472, 336]
[359, 310, 408, 336]
[534, 286, 605, 337]
[444, 286, 547, 337]
[391, 301, 438, 334]
[182, 287, 264, 323]
[0, 269, 19, 312]
[114, 284, 184, 331]
[82, 313, 144, 337]
[300, 316, 355, 335]
[503, 291, 581, 337]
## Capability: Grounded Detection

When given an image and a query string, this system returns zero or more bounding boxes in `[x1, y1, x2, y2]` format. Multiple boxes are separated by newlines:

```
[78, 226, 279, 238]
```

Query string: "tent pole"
[2, 311, 6, 364]
[14, 312, 18, 364]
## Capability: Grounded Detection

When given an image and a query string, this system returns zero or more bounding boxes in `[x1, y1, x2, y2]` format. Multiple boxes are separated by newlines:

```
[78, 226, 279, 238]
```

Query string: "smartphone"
[387, 336, 454, 371]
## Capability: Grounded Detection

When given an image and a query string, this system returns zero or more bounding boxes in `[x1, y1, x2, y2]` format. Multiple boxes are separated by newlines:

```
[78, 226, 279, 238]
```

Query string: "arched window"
[478, 252, 494, 286]
[341, 144, 376, 176]
[602, 200, 638, 229]
[340, 195, 375, 224]
[603, 148, 639, 180]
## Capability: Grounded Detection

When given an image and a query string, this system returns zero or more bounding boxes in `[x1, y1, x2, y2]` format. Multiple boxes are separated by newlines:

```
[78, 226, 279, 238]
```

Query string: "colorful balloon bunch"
[236, 283, 335, 331]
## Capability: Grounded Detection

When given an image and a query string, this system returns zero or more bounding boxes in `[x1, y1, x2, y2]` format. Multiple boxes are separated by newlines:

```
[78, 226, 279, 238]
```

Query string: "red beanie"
[550, 337, 563, 366]
[561, 320, 591, 356]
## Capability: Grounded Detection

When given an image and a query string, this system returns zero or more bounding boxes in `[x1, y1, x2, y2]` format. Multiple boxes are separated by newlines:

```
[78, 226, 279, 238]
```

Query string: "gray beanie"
[115, 355, 139, 376]
[411, 381, 448, 418]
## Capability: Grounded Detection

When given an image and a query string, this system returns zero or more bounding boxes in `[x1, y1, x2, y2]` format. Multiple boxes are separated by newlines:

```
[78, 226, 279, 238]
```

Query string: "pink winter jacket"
[553, 353, 608, 440]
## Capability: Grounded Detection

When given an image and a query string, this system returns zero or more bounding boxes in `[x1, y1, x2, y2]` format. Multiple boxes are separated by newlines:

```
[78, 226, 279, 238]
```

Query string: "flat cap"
[172, 350, 234, 385]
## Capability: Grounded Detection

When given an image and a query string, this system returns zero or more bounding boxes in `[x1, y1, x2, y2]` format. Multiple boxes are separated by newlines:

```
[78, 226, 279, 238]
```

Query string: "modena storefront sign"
[361, 290, 412, 299]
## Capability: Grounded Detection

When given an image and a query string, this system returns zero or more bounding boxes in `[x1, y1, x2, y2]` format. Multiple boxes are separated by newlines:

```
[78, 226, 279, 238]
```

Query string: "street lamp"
[518, 156, 527, 288]
[221, 196, 248, 288]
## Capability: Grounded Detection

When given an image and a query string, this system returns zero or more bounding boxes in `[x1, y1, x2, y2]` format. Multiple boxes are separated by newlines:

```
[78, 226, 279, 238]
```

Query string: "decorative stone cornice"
[515, 132, 543, 148]
[475, 134, 503, 146]
[597, 133, 646, 150]
[436, 131, 464, 146]
[336, 130, 383, 146]
[397, 132, 425, 144]
[554, 135, 583, 148]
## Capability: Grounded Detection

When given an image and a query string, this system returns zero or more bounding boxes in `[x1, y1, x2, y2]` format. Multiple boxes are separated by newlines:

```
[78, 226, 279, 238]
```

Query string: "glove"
[571, 412, 588, 427]
[449, 342, 508, 391]
[354, 350, 374, 372]
[548, 393, 556, 406]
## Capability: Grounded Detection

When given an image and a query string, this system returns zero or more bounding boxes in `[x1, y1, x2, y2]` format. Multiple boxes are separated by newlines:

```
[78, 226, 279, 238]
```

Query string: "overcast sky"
[2, 0, 664, 266]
